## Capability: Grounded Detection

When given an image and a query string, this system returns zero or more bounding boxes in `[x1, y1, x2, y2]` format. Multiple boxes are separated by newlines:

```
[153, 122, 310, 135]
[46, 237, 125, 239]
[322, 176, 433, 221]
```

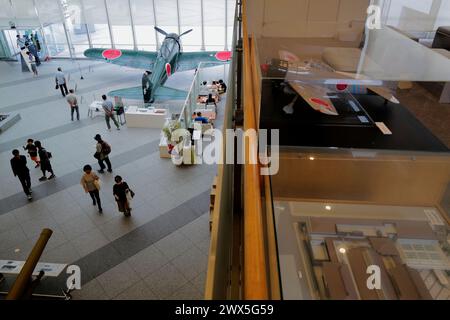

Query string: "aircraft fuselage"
[146, 33, 182, 102]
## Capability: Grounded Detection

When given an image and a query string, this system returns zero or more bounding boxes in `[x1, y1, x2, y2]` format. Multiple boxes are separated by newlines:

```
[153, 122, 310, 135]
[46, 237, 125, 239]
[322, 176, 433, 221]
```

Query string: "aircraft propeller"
[179, 29, 193, 37]
[154, 26, 193, 38]
[154, 26, 168, 36]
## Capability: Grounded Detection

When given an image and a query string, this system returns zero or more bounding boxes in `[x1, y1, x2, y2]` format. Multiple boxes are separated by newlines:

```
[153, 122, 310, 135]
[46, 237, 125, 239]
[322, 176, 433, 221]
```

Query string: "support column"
[104, 0, 115, 48]
[128, 0, 138, 50]
[176, 0, 181, 35]
[152, 0, 160, 50]
[200, 0, 205, 51]
[80, 0, 92, 49]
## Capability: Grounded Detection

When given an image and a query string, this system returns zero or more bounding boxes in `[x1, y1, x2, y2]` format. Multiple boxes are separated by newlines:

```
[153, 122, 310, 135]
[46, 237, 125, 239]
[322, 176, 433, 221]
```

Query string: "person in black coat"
[10, 149, 32, 200]
[113, 175, 133, 217]
[34, 140, 55, 181]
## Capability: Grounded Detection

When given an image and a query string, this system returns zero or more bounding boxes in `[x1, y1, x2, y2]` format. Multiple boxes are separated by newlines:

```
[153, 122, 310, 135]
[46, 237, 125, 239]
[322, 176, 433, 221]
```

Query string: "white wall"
[246, 0, 370, 38]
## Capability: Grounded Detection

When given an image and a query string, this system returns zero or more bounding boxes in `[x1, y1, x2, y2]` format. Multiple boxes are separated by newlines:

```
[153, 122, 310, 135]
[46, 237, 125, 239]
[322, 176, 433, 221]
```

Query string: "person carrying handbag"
[113, 175, 134, 217]
[80, 164, 103, 213]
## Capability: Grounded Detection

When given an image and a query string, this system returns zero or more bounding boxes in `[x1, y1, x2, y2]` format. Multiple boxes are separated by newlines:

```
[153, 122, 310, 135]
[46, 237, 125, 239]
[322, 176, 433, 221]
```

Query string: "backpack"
[101, 141, 111, 155]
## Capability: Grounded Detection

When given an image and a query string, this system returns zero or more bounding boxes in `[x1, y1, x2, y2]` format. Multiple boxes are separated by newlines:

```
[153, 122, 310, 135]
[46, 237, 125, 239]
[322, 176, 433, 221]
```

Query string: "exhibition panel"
[235, 0, 450, 301]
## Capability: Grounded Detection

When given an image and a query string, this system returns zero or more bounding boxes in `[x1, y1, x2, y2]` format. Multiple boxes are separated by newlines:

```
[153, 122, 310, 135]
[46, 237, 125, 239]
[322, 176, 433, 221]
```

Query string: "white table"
[88, 101, 105, 119]
[125, 106, 168, 128]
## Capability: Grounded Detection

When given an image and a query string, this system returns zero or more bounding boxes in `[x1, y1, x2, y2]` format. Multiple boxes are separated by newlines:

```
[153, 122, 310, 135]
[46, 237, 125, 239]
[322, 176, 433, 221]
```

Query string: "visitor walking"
[113, 175, 134, 217]
[101, 95, 120, 131]
[94, 134, 113, 173]
[23, 138, 40, 168]
[66, 89, 80, 121]
[55, 67, 69, 97]
[80, 165, 103, 213]
[27, 51, 38, 76]
[10, 149, 32, 200]
[34, 140, 55, 181]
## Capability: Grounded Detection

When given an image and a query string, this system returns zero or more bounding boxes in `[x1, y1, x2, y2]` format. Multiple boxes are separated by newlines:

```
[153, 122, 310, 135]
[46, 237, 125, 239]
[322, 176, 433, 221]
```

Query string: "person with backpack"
[94, 134, 112, 173]
[80, 165, 102, 213]
[23, 138, 40, 168]
[34, 140, 55, 181]
[113, 175, 134, 217]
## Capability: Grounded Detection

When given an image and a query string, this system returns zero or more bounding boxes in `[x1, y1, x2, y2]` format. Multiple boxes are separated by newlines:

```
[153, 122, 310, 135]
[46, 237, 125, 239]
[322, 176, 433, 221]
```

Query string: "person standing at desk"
[206, 93, 217, 108]
[10, 149, 33, 201]
[194, 112, 209, 124]
[55, 67, 69, 97]
[101, 95, 120, 131]
[142, 71, 153, 103]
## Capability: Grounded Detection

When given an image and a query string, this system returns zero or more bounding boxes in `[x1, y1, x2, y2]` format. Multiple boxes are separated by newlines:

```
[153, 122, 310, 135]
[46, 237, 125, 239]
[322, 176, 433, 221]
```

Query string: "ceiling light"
[309, 156, 315, 161]
[339, 247, 346, 254]
[325, 205, 332, 211]
[14, 248, 20, 253]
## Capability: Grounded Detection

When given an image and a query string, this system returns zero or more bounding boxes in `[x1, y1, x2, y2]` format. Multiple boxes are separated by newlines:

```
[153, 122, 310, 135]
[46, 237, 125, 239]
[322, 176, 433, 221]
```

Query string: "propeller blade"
[180, 29, 193, 37]
[154, 26, 168, 36]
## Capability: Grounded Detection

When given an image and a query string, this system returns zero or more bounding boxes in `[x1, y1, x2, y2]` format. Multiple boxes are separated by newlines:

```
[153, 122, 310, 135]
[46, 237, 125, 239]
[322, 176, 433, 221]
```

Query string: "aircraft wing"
[177, 51, 232, 72]
[288, 81, 339, 116]
[84, 48, 157, 70]
[366, 86, 400, 104]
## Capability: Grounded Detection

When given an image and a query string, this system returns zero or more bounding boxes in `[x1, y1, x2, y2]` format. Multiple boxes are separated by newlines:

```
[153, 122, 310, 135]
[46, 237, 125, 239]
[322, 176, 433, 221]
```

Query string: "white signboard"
[0, 260, 67, 277]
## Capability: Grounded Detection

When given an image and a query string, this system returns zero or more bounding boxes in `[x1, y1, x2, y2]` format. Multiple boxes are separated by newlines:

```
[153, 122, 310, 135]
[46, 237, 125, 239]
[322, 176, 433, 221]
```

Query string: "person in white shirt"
[55, 67, 69, 97]
[16, 35, 26, 50]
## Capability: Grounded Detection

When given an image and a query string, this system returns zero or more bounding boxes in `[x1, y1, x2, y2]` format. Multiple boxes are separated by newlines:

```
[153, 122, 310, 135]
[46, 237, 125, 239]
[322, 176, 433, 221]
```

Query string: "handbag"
[126, 189, 135, 202]
[94, 152, 101, 159]
[55, 84, 59, 90]
[93, 179, 101, 191]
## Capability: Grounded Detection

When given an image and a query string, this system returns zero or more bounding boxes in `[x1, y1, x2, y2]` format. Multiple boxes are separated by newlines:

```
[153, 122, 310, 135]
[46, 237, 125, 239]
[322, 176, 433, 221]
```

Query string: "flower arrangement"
[162, 120, 181, 142]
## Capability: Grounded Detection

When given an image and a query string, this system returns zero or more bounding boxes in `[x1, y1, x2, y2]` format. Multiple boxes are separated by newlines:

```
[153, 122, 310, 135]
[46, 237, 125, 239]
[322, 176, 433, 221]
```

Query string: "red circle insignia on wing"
[215, 51, 232, 61]
[102, 49, 122, 60]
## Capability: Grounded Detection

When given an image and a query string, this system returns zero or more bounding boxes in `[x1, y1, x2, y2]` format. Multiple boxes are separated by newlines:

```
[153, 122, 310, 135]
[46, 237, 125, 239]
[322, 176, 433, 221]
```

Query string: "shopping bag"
[94, 179, 101, 191]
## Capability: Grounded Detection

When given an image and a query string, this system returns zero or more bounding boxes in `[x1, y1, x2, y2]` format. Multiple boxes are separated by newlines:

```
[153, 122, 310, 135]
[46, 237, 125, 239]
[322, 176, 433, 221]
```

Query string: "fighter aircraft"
[84, 27, 232, 103]
[277, 50, 399, 116]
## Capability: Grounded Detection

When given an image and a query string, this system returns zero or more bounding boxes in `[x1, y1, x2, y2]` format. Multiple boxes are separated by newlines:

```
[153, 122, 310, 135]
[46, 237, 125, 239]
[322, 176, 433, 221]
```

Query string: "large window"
[64, 0, 90, 57]
[37, 0, 69, 57]
[203, 0, 226, 50]
[154, 0, 179, 40]
[131, 0, 157, 51]
[179, 0, 203, 51]
[83, 0, 111, 47]
[0, 0, 237, 57]
[106, 0, 134, 49]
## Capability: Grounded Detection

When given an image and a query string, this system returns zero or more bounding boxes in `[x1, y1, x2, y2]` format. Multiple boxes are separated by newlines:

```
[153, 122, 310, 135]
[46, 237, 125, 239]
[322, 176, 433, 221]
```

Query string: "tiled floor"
[0, 58, 228, 299]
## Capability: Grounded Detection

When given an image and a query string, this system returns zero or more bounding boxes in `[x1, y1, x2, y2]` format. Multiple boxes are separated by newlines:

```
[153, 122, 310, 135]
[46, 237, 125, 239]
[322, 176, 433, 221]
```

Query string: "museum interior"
[0, 0, 449, 301]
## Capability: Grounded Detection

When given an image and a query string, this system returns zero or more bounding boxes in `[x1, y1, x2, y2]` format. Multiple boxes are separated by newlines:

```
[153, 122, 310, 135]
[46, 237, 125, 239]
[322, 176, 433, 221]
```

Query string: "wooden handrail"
[6, 228, 53, 300]
[242, 0, 269, 300]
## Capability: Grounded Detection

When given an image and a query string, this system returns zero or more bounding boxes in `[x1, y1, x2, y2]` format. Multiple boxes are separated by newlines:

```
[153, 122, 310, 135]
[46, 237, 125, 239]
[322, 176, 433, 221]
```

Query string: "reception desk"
[125, 106, 168, 128]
